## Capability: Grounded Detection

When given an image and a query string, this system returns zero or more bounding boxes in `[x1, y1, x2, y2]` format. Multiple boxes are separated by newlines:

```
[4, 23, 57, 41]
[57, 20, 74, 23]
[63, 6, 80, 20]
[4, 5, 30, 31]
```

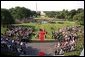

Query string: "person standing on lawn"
[38, 29, 47, 41]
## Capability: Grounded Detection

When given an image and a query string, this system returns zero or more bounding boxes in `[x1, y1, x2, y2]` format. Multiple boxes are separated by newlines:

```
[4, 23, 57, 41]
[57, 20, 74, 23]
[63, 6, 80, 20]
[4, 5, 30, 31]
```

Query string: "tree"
[31, 11, 37, 17]
[73, 8, 84, 25]
[68, 9, 77, 21]
[1, 8, 15, 26]
[77, 8, 84, 13]
[36, 11, 41, 17]
[9, 7, 33, 20]
[44, 11, 57, 18]
[56, 9, 66, 19]
[73, 12, 84, 25]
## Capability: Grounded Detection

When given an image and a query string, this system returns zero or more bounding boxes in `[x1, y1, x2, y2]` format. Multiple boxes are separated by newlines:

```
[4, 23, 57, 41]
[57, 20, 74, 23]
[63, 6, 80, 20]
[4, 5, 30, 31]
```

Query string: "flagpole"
[36, 2, 37, 13]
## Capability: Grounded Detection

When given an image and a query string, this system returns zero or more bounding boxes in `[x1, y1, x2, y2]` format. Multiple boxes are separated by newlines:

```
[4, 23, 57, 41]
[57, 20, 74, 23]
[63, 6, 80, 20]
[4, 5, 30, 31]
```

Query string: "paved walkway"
[20, 42, 84, 56]
[20, 42, 56, 56]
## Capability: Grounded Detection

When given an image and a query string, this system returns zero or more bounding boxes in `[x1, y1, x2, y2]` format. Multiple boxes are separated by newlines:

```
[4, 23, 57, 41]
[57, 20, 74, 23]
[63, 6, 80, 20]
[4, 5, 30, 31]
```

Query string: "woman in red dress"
[38, 51, 45, 56]
[38, 29, 46, 41]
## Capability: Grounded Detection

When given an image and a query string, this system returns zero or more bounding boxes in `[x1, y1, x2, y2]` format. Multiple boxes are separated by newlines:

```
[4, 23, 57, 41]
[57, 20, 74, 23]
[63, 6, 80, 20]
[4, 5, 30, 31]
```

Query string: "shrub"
[57, 21, 64, 24]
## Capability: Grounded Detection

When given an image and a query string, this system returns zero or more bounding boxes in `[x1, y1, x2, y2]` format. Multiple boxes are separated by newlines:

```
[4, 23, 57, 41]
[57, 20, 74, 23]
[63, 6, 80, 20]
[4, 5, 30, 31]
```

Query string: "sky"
[1, 1, 84, 11]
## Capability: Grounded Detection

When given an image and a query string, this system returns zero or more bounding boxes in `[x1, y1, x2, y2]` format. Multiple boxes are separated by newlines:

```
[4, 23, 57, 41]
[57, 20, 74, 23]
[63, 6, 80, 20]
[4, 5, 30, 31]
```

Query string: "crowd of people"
[1, 26, 34, 55]
[1, 25, 83, 56]
[1, 34, 28, 56]
[53, 26, 83, 55]
[5, 26, 33, 40]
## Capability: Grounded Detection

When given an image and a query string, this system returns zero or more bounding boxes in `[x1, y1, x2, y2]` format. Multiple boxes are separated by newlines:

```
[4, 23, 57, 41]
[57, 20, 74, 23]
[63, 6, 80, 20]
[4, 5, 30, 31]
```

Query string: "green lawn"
[14, 21, 77, 39]
[1, 21, 77, 39]
[1, 21, 84, 56]
[1, 26, 7, 34]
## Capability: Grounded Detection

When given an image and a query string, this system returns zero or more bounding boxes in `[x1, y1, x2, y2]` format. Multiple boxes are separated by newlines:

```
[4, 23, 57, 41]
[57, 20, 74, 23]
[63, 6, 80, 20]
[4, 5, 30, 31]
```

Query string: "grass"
[15, 21, 83, 56]
[15, 21, 76, 39]
[1, 26, 7, 34]
[1, 21, 77, 39]
[64, 51, 80, 56]
[1, 21, 84, 56]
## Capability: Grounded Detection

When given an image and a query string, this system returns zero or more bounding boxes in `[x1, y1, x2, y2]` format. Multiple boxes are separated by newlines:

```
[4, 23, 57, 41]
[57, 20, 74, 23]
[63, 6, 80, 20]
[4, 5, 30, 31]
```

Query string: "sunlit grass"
[1, 21, 84, 56]
[12, 21, 77, 39]
[1, 26, 7, 34]
[1, 21, 77, 39]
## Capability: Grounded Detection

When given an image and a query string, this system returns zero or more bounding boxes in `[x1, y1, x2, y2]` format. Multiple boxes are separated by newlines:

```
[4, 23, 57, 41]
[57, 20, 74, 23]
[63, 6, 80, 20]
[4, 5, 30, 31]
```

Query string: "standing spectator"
[38, 51, 45, 56]
[20, 42, 26, 55]
[38, 29, 47, 41]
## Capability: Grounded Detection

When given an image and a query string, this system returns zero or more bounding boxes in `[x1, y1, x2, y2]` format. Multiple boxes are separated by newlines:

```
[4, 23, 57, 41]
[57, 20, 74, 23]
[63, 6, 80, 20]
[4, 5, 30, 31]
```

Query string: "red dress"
[38, 51, 45, 56]
[39, 31, 46, 41]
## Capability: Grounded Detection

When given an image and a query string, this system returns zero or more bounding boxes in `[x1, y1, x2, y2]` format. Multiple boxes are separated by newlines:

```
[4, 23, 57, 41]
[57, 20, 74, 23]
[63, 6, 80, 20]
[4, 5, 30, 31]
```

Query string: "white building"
[40, 11, 46, 18]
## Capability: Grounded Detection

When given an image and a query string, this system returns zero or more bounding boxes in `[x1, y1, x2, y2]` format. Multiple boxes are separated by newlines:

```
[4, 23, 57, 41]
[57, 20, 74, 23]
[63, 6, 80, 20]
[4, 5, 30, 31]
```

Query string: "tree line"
[1, 6, 40, 26]
[44, 8, 84, 25]
[1, 6, 84, 26]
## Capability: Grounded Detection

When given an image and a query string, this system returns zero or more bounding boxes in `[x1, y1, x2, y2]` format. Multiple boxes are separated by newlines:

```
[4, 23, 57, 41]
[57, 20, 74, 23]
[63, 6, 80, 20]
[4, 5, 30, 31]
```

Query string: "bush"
[73, 12, 84, 25]
[48, 21, 56, 24]
[1, 9, 15, 25]
[57, 21, 64, 24]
